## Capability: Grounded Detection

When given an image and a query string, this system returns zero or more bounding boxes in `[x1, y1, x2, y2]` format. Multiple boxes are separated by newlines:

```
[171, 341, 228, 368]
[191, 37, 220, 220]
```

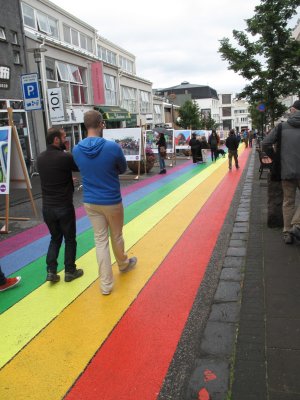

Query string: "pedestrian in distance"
[156, 132, 167, 174]
[208, 130, 220, 162]
[189, 133, 202, 164]
[0, 265, 21, 292]
[37, 128, 83, 283]
[200, 136, 209, 163]
[225, 129, 240, 170]
[73, 110, 137, 295]
[262, 100, 300, 245]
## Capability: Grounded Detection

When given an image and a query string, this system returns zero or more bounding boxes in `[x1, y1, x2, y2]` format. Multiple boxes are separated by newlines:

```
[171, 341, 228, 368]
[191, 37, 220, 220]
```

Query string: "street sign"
[21, 73, 42, 111]
[257, 103, 266, 112]
[47, 88, 65, 123]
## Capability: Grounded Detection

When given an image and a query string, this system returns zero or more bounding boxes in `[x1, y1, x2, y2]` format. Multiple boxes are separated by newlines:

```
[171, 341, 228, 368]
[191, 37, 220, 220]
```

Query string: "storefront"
[94, 105, 131, 129]
[0, 99, 33, 165]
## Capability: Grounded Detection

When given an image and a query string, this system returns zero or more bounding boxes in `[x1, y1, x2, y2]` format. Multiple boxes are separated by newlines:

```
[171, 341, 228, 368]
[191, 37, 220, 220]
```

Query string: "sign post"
[47, 88, 65, 123]
[257, 103, 266, 138]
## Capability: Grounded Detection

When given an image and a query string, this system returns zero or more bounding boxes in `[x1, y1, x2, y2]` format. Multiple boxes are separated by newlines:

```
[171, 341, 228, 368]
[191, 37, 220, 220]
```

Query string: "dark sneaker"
[120, 257, 137, 273]
[65, 269, 84, 282]
[0, 276, 21, 291]
[292, 225, 300, 241]
[162, 169, 167, 174]
[46, 272, 60, 283]
[283, 231, 293, 244]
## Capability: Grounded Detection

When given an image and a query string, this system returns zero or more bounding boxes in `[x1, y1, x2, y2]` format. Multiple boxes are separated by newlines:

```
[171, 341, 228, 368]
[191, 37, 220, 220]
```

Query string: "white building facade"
[20, 0, 153, 155]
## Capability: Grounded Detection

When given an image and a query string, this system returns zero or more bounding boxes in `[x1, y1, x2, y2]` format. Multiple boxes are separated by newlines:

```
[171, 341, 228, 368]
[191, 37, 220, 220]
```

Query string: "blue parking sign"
[21, 73, 42, 111]
[24, 82, 38, 99]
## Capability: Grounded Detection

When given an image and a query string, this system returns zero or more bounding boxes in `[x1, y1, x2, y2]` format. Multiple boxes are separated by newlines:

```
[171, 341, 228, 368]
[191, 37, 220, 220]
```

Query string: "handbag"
[159, 146, 167, 158]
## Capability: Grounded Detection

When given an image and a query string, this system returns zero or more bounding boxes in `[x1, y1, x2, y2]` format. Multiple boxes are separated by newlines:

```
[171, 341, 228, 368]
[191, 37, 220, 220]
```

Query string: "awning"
[94, 106, 131, 121]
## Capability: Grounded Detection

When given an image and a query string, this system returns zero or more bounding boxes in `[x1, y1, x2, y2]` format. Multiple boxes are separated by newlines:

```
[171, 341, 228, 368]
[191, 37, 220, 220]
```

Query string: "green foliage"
[178, 100, 201, 129]
[219, 0, 300, 127]
[199, 111, 218, 129]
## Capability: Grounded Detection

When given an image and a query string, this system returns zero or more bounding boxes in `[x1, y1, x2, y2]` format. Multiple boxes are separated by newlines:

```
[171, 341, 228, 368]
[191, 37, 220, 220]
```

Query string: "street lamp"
[27, 45, 48, 137]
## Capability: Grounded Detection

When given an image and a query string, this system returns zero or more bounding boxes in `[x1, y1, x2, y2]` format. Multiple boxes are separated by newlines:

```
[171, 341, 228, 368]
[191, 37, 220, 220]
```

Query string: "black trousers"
[43, 205, 77, 273]
[0, 266, 6, 285]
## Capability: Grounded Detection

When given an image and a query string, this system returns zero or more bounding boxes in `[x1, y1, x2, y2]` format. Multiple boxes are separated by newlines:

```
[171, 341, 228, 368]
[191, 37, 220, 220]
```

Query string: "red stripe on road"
[66, 151, 250, 400]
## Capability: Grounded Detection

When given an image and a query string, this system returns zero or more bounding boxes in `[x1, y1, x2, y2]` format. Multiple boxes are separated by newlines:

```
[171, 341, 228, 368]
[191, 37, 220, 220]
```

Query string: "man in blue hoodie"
[73, 110, 137, 295]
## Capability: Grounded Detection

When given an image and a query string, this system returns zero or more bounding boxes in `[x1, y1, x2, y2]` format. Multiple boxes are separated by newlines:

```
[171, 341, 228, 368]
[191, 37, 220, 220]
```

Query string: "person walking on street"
[0, 266, 21, 291]
[37, 128, 83, 283]
[73, 110, 137, 295]
[225, 129, 240, 170]
[156, 132, 167, 174]
[189, 133, 201, 164]
[208, 130, 219, 162]
[262, 100, 300, 244]
[243, 130, 249, 148]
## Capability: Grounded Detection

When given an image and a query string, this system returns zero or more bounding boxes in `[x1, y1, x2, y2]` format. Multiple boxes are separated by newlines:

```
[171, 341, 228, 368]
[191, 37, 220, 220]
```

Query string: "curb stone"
[185, 150, 255, 400]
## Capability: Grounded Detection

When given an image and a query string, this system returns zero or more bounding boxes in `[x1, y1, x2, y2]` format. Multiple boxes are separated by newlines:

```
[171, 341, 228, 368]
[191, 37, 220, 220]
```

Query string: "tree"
[219, 0, 300, 127]
[177, 100, 201, 129]
[199, 111, 218, 130]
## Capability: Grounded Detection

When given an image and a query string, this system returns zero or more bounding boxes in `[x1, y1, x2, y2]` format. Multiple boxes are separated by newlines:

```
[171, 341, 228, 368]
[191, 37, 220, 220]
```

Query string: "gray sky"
[51, 0, 299, 94]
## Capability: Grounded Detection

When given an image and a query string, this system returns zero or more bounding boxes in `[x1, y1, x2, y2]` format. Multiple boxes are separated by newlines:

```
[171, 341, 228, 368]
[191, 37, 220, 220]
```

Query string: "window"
[63, 25, 71, 43]
[121, 86, 137, 113]
[22, 3, 36, 29]
[119, 55, 134, 73]
[104, 74, 117, 105]
[13, 51, 21, 64]
[222, 107, 231, 117]
[140, 91, 151, 113]
[36, 11, 51, 34]
[63, 25, 93, 52]
[71, 29, 79, 46]
[97, 45, 117, 66]
[222, 94, 231, 104]
[0, 28, 6, 40]
[11, 31, 18, 44]
[48, 17, 58, 39]
[21, 3, 58, 38]
[50, 59, 88, 105]
[45, 57, 56, 80]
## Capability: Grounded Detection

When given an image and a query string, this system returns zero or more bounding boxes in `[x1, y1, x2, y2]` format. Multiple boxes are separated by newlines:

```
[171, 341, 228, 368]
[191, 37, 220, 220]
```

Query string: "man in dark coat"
[225, 129, 240, 170]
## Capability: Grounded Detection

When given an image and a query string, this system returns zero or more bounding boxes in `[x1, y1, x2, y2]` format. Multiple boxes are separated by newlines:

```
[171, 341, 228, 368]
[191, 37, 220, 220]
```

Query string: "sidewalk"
[232, 155, 300, 399]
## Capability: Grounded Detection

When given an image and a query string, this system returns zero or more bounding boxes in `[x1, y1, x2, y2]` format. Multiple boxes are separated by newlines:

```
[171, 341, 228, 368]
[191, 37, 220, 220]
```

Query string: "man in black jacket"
[225, 129, 240, 170]
[37, 128, 83, 283]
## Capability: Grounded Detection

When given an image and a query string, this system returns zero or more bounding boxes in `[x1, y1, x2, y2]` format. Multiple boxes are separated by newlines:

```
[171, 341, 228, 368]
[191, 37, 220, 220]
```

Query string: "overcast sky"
[51, 0, 299, 94]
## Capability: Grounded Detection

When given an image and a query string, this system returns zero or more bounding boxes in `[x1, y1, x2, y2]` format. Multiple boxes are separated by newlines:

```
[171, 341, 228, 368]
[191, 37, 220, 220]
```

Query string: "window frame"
[0, 27, 6, 41]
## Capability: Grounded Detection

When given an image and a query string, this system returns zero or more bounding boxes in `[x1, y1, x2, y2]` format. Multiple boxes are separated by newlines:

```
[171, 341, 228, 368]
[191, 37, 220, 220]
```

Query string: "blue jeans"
[158, 153, 165, 170]
[42, 205, 77, 273]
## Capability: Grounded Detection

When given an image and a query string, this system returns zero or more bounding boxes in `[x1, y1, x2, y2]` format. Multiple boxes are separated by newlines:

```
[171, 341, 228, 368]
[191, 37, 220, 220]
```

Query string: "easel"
[0, 108, 38, 233]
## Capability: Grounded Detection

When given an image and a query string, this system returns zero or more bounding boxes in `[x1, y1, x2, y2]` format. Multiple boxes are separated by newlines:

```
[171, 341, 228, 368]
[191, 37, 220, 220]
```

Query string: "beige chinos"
[84, 202, 129, 293]
[281, 179, 300, 232]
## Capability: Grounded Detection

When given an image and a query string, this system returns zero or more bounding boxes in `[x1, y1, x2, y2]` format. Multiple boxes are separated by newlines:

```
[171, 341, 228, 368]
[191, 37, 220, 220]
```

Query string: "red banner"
[91, 62, 105, 105]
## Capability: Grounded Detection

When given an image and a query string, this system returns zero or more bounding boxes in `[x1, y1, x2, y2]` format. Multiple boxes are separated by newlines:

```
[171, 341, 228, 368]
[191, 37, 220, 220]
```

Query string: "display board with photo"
[0, 126, 12, 194]
[145, 129, 174, 153]
[103, 128, 141, 161]
[193, 130, 211, 140]
[174, 130, 191, 149]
